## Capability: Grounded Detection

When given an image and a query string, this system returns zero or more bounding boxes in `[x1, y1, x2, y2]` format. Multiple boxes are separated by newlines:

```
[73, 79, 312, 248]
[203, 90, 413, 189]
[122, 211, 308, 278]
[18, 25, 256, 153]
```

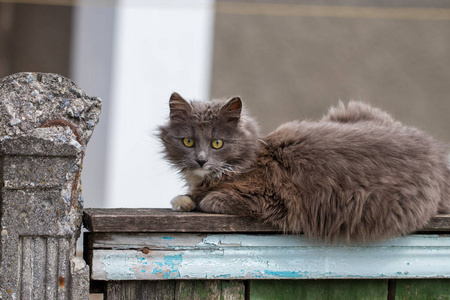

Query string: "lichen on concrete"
[0, 72, 101, 299]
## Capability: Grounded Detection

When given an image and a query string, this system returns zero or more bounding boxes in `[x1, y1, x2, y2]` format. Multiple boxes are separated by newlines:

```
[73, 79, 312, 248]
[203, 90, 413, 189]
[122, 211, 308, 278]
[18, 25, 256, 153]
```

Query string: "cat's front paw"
[171, 195, 196, 211]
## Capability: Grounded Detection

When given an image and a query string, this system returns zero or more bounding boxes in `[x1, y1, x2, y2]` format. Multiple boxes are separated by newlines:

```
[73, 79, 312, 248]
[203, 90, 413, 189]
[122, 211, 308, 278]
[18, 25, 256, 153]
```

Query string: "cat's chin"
[184, 168, 214, 187]
[192, 168, 213, 178]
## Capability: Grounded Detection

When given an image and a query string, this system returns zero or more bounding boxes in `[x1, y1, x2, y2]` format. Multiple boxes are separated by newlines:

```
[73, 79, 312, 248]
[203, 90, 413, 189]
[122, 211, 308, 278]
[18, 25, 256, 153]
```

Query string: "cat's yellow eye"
[211, 139, 224, 149]
[183, 138, 195, 147]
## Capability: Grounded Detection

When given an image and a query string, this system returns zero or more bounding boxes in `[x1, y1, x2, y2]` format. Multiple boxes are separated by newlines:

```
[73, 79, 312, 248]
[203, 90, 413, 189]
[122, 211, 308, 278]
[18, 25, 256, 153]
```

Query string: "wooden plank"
[175, 281, 221, 300]
[83, 208, 277, 233]
[89, 232, 450, 250]
[421, 214, 450, 232]
[83, 208, 450, 233]
[105, 281, 175, 300]
[90, 233, 450, 280]
[395, 279, 450, 299]
[174, 281, 244, 300]
[248, 280, 388, 300]
[103, 280, 244, 300]
[221, 281, 245, 300]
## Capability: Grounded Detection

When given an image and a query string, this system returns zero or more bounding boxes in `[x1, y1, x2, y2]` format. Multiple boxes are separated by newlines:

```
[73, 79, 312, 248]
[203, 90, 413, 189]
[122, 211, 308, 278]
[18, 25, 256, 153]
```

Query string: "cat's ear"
[169, 92, 191, 121]
[220, 97, 242, 123]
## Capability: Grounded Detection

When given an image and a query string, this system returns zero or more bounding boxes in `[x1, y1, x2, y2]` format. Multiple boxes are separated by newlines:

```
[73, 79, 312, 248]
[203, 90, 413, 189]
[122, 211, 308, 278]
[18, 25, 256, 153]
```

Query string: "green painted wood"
[395, 279, 450, 299]
[221, 281, 245, 300]
[176, 281, 221, 300]
[249, 280, 388, 300]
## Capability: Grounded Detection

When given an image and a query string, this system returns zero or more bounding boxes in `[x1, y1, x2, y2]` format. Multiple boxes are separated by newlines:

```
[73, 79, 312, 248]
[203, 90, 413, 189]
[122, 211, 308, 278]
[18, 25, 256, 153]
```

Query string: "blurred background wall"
[0, 0, 449, 209]
[211, 0, 450, 138]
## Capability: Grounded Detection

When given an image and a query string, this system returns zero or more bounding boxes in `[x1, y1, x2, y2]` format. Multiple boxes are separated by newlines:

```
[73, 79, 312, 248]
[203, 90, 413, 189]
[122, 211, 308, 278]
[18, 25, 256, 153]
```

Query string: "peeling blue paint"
[151, 254, 182, 279]
[214, 274, 231, 278]
[261, 270, 307, 278]
[101, 253, 147, 280]
[93, 234, 450, 281]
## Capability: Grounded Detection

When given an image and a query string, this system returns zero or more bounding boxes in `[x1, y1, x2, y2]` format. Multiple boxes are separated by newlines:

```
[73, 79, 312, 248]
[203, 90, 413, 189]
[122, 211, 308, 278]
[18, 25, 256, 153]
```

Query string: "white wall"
[71, 2, 116, 209]
[72, 0, 215, 208]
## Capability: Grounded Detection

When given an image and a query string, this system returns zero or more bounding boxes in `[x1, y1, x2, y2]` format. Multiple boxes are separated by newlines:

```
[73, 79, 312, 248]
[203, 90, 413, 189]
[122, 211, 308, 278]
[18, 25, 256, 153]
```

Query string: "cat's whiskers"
[195, 163, 241, 185]
[219, 164, 243, 178]
[258, 139, 268, 146]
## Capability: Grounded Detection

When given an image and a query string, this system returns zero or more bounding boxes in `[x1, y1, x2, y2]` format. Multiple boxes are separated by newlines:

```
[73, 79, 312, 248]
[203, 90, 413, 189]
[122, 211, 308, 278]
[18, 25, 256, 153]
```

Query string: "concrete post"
[0, 73, 101, 299]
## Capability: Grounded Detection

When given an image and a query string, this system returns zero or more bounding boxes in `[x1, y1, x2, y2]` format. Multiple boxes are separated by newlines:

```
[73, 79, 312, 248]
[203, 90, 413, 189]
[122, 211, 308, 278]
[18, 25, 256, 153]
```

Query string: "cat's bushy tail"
[323, 101, 399, 127]
[325, 101, 450, 215]
[439, 162, 450, 213]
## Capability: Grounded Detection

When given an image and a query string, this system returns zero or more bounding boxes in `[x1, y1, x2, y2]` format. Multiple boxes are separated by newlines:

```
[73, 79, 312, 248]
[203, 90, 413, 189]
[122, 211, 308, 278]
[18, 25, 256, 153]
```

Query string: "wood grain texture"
[105, 281, 175, 300]
[175, 281, 244, 300]
[104, 280, 244, 300]
[248, 280, 388, 300]
[175, 281, 221, 300]
[395, 279, 450, 299]
[83, 208, 277, 233]
[83, 208, 450, 233]
[221, 281, 245, 300]
[421, 214, 450, 232]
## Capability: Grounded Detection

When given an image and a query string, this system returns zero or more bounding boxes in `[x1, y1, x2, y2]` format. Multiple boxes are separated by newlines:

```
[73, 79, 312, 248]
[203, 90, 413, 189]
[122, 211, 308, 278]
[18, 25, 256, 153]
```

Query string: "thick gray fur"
[159, 93, 450, 242]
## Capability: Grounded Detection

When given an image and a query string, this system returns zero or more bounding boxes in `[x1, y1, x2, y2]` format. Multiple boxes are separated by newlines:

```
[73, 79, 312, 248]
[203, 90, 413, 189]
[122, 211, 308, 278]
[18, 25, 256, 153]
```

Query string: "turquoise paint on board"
[93, 234, 450, 281]
[214, 274, 232, 279]
[151, 254, 183, 279]
[163, 254, 182, 279]
[261, 270, 307, 278]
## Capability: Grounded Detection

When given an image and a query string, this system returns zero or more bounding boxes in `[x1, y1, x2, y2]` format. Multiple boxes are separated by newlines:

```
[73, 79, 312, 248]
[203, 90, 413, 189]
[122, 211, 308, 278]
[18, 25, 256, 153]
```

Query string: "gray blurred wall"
[0, 3, 72, 78]
[211, 0, 450, 143]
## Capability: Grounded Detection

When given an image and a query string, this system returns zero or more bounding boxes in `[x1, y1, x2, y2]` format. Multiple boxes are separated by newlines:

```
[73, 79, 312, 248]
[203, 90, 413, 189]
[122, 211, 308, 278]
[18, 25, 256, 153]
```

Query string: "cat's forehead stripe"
[191, 101, 222, 123]
[194, 109, 215, 122]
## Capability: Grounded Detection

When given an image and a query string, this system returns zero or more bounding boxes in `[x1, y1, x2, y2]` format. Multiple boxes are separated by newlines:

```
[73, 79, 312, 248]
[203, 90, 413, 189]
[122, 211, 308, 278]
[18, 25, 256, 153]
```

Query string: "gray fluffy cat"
[159, 92, 450, 242]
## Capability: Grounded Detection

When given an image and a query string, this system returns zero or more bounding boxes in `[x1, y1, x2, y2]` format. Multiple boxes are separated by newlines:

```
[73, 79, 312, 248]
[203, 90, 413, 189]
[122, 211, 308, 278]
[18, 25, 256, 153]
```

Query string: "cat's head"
[159, 92, 260, 184]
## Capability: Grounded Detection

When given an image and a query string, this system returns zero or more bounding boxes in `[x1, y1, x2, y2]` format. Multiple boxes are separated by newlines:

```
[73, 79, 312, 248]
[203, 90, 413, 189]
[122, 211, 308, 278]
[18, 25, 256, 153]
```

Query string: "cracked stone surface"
[0, 72, 101, 145]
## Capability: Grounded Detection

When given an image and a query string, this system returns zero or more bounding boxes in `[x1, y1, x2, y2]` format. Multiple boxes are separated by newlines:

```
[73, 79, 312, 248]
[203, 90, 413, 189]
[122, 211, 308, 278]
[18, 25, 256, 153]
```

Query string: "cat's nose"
[196, 159, 207, 167]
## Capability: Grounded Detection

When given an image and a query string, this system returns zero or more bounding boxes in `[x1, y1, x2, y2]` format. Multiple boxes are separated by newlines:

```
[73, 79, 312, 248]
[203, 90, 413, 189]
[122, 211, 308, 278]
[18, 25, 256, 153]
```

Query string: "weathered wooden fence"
[1, 72, 450, 300]
[83, 209, 450, 299]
